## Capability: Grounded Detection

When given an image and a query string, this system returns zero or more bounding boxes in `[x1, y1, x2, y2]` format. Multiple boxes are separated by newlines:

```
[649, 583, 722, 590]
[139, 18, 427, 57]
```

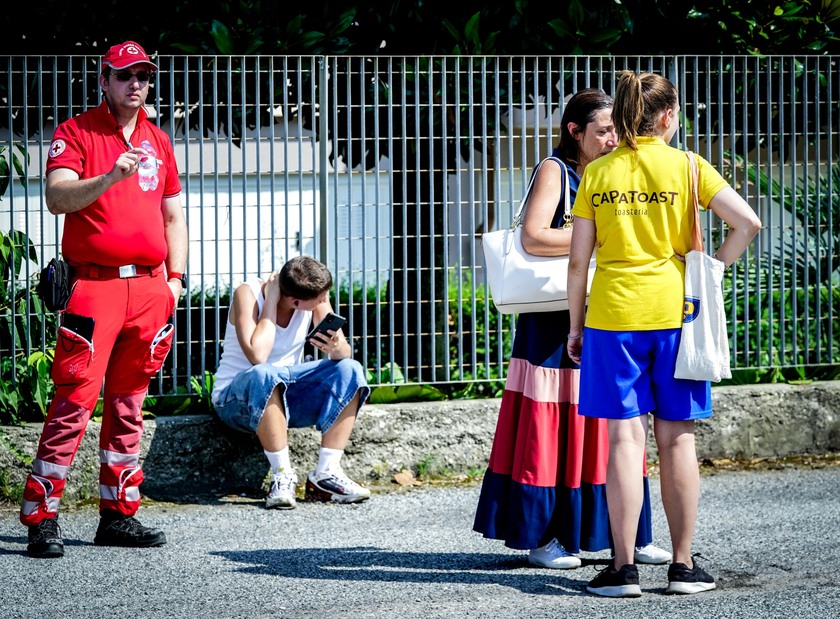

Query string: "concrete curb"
[1, 381, 839, 504]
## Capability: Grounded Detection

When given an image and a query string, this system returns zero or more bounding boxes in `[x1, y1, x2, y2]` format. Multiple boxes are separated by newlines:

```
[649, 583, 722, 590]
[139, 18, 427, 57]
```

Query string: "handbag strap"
[511, 156, 569, 229]
[686, 151, 704, 252]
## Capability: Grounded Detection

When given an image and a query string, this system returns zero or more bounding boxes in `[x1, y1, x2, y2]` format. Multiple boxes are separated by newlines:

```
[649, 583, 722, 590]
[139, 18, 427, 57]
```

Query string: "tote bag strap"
[511, 156, 568, 228]
[686, 151, 705, 252]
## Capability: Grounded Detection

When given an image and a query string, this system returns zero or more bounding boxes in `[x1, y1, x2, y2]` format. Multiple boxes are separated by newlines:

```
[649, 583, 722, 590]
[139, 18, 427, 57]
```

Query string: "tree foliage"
[3, 1, 838, 57]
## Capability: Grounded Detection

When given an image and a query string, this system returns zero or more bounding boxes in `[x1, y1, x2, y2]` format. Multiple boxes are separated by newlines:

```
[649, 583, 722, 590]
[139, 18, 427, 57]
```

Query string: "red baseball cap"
[102, 41, 158, 71]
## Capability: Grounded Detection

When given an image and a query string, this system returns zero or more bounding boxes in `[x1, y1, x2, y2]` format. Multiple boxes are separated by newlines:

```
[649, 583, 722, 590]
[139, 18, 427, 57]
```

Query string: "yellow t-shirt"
[573, 137, 730, 330]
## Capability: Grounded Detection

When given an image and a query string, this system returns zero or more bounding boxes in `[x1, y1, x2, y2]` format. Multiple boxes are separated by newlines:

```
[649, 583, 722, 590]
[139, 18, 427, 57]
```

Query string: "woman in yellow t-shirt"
[567, 71, 761, 598]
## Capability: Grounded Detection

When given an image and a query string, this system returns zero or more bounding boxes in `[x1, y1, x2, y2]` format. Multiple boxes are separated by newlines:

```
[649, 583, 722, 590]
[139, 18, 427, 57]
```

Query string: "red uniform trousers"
[20, 266, 175, 526]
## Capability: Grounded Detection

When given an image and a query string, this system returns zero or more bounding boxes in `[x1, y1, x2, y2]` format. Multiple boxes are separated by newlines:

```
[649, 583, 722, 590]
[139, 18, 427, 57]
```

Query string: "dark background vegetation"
[3, 1, 839, 56]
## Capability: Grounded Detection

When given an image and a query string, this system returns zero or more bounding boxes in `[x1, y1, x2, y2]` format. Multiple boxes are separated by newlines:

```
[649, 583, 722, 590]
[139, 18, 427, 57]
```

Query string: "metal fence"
[1, 54, 838, 396]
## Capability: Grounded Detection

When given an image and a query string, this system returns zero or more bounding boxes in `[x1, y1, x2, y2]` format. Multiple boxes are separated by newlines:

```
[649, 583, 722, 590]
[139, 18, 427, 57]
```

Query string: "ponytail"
[613, 71, 644, 151]
[612, 70, 678, 151]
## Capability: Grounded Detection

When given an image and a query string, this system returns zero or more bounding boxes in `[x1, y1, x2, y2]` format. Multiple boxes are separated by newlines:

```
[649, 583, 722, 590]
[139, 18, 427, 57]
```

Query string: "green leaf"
[368, 383, 445, 404]
[546, 19, 573, 38]
[589, 28, 623, 44]
[368, 386, 398, 404]
[11, 144, 29, 183]
[209, 20, 235, 55]
[0, 234, 11, 263]
[297, 31, 327, 48]
[330, 10, 357, 35]
[286, 15, 303, 33]
[0, 153, 9, 198]
[568, 0, 585, 28]
[465, 12, 481, 45]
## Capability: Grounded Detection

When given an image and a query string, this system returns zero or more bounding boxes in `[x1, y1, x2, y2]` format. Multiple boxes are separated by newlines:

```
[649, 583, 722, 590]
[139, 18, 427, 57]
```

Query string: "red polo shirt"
[46, 101, 182, 267]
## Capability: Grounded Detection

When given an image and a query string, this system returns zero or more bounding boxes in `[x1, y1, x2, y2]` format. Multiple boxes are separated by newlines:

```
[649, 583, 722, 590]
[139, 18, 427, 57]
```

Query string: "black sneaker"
[27, 516, 64, 559]
[586, 563, 642, 598]
[665, 556, 716, 594]
[93, 511, 167, 548]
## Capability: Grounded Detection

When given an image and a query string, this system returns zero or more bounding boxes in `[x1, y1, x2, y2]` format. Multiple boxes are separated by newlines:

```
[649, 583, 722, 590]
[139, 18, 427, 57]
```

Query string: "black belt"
[73, 264, 162, 279]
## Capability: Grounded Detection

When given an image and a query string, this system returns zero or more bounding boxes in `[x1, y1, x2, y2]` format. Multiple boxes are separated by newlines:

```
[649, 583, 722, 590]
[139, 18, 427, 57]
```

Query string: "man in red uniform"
[21, 41, 188, 558]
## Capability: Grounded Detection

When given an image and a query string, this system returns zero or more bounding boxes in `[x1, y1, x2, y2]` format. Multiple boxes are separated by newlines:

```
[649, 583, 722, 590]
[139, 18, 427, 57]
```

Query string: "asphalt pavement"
[1, 466, 838, 619]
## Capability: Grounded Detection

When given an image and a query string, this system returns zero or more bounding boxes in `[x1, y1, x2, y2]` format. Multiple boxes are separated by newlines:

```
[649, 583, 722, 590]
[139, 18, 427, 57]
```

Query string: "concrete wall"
[1, 381, 838, 504]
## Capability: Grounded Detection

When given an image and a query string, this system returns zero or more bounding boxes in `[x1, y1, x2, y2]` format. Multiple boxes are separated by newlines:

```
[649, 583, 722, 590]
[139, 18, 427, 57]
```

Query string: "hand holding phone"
[307, 312, 347, 343]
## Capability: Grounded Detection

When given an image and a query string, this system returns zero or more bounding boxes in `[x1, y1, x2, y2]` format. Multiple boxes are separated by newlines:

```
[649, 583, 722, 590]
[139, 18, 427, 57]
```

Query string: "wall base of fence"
[1, 381, 838, 505]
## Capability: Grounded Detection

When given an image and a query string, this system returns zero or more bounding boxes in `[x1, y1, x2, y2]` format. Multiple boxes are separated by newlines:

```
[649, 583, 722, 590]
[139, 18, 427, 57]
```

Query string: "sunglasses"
[112, 70, 152, 83]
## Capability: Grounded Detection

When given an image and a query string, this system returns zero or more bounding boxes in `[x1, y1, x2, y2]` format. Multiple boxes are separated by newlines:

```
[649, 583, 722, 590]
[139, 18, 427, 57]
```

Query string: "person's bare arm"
[566, 217, 597, 365]
[231, 278, 277, 366]
[520, 159, 573, 257]
[706, 187, 762, 266]
[44, 148, 148, 214]
[162, 194, 188, 301]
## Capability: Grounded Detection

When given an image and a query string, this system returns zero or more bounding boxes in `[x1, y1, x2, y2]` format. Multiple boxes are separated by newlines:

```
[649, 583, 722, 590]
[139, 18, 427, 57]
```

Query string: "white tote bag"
[674, 152, 732, 382]
[481, 157, 595, 314]
[674, 250, 731, 381]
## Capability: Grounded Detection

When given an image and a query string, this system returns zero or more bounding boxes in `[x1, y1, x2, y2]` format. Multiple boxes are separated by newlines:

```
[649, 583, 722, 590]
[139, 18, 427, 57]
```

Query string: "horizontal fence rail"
[1, 54, 838, 405]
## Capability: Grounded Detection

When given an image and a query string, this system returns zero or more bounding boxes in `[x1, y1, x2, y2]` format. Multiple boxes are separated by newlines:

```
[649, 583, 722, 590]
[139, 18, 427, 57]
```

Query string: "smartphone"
[61, 313, 95, 342]
[306, 312, 347, 342]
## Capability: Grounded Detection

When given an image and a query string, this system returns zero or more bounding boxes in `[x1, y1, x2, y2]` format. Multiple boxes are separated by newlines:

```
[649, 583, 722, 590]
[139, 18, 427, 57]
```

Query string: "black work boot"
[27, 516, 65, 558]
[93, 510, 166, 547]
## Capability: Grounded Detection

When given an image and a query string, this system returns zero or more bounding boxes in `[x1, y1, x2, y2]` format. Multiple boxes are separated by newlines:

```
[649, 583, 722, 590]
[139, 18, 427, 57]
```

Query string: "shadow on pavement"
[210, 546, 598, 595]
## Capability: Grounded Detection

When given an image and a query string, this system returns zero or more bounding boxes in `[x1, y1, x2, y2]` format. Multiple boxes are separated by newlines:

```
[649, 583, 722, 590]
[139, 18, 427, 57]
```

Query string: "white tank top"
[211, 278, 311, 403]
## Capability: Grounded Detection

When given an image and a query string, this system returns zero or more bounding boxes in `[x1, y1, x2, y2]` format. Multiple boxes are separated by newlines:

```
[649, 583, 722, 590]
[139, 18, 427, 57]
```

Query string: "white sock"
[315, 447, 343, 475]
[264, 447, 292, 474]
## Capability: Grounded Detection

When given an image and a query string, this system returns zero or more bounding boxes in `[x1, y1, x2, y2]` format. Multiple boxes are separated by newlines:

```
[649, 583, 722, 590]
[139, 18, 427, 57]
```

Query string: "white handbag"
[674, 151, 732, 382]
[481, 157, 595, 314]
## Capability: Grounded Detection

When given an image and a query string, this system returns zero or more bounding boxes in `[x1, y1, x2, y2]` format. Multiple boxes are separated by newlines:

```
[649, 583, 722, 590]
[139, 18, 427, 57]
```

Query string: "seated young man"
[211, 256, 370, 509]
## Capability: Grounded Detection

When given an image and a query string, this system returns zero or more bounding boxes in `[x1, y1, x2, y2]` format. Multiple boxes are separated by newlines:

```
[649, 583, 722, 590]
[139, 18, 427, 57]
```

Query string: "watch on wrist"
[168, 272, 188, 291]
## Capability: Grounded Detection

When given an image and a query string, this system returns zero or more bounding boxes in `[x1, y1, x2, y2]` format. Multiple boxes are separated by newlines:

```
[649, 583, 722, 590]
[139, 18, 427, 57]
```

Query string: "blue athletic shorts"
[212, 358, 370, 434]
[578, 327, 712, 421]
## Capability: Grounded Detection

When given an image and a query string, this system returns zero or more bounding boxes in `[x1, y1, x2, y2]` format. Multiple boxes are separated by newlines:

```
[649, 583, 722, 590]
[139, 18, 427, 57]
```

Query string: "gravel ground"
[1, 466, 838, 619]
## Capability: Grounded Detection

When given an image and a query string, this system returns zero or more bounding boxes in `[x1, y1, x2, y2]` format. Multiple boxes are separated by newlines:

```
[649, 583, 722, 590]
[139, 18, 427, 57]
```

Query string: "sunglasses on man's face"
[112, 70, 152, 83]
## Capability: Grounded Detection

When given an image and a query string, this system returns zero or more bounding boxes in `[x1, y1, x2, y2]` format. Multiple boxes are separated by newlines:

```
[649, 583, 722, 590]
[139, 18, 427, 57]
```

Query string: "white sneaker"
[266, 468, 298, 509]
[305, 466, 371, 504]
[528, 538, 582, 569]
[634, 543, 673, 565]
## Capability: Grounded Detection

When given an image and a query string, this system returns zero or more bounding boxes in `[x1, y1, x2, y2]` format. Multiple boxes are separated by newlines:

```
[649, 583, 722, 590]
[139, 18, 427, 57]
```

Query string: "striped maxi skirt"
[473, 310, 654, 552]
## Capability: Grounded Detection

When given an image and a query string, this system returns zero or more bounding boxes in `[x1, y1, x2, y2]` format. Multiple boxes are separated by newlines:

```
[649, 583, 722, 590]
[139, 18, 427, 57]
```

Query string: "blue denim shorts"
[212, 358, 370, 434]
[578, 327, 712, 421]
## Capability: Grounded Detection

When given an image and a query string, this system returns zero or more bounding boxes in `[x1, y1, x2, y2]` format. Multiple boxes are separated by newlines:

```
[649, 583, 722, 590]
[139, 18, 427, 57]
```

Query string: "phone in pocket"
[61, 313, 95, 342]
[306, 312, 347, 342]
